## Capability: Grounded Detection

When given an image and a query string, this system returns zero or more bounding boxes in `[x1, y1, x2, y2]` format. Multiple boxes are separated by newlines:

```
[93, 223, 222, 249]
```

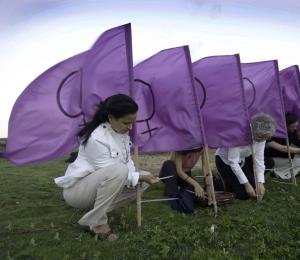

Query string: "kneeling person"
[159, 148, 212, 213]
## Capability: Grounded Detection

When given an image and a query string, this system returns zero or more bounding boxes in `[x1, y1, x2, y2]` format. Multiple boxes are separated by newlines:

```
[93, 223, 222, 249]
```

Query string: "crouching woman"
[55, 94, 158, 241]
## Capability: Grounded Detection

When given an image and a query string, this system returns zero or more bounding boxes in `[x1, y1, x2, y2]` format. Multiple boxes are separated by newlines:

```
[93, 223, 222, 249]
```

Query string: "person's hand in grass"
[257, 182, 265, 198]
[194, 183, 205, 199]
[244, 182, 256, 199]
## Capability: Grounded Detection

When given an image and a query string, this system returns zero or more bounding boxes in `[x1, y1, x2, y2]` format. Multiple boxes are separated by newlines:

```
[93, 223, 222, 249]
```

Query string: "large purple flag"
[193, 54, 251, 148]
[280, 65, 300, 121]
[242, 61, 287, 138]
[1, 24, 133, 165]
[1, 52, 86, 165]
[132, 46, 204, 152]
[81, 24, 133, 119]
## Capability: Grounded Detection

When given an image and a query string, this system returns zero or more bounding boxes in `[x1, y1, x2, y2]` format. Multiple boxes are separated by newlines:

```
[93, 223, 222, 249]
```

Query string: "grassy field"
[0, 151, 300, 260]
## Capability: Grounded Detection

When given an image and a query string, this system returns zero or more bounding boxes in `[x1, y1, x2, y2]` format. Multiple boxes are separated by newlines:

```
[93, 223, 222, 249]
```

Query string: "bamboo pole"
[133, 145, 142, 227]
[203, 145, 218, 215]
[272, 179, 295, 185]
[285, 139, 297, 186]
[141, 198, 179, 203]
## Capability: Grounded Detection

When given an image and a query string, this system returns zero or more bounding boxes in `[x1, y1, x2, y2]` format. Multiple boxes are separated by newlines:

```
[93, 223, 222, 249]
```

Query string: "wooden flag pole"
[286, 139, 297, 186]
[203, 145, 218, 215]
[133, 145, 142, 227]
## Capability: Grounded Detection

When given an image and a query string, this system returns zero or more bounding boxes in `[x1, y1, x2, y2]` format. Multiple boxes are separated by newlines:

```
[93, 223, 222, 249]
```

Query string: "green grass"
[0, 155, 300, 260]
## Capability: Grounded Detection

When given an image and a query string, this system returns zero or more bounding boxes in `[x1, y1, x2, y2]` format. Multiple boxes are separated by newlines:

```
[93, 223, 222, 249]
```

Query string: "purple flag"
[1, 24, 133, 165]
[242, 61, 287, 138]
[81, 24, 133, 119]
[132, 46, 204, 152]
[280, 65, 300, 121]
[193, 54, 251, 148]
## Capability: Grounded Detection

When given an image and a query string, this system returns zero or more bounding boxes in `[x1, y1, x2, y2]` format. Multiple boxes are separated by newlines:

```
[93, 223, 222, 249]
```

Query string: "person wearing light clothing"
[54, 94, 158, 241]
[215, 114, 276, 200]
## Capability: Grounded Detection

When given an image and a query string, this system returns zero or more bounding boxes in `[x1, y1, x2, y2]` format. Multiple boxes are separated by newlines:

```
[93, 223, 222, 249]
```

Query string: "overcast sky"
[0, 0, 300, 137]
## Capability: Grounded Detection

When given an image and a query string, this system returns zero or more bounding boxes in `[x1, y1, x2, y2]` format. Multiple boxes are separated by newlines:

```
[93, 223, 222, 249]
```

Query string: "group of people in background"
[161, 112, 300, 203]
[54, 94, 300, 241]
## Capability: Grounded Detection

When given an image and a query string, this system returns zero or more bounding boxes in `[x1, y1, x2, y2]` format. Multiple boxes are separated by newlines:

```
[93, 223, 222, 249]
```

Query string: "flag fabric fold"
[81, 23, 133, 120]
[193, 54, 250, 148]
[242, 60, 287, 138]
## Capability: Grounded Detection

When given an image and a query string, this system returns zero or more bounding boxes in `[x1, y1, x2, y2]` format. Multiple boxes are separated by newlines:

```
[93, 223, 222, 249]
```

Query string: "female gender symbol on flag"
[1, 24, 133, 165]
[242, 60, 287, 138]
[193, 54, 251, 148]
[132, 46, 204, 152]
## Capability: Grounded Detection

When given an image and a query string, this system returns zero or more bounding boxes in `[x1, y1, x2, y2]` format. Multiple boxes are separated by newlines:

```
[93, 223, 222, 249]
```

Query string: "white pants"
[273, 156, 300, 179]
[63, 163, 148, 229]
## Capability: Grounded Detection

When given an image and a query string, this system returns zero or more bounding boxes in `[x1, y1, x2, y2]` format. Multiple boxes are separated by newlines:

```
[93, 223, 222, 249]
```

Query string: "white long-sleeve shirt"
[54, 123, 139, 188]
[215, 141, 266, 184]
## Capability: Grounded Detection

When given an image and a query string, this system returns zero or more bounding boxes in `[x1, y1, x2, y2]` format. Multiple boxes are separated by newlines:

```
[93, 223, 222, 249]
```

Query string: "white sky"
[0, 0, 300, 137]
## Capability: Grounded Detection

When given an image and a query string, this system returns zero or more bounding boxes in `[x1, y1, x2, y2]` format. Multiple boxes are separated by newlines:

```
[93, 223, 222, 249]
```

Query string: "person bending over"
[215, 113, 276, 200]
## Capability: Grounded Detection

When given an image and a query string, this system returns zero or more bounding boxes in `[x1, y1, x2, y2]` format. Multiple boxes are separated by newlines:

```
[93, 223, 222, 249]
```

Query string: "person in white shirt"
[54, 94, 158, 241]
[215, 113, 276, 200]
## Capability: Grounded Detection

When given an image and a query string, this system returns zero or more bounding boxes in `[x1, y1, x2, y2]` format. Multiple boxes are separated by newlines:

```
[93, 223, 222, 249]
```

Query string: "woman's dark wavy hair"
[78, 94, 138, 145]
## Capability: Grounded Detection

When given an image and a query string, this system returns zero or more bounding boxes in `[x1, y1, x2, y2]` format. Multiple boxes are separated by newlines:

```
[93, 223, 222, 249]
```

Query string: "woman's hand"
[244, 182, 256, 199]
[138, 171, 159, 185]
[257, 182, 265, 198]
[193, 183, 205, 199]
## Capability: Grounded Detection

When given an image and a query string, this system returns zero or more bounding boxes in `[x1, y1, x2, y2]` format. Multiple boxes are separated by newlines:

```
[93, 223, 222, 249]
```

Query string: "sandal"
[83, 226, 118, 241]
[95, 230, 118, 241]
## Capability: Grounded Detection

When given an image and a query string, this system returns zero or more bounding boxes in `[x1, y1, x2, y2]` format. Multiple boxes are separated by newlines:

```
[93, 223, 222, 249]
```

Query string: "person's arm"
[254, 142, 265, 183]
[127, 158, 158, 187]
[201, 151, 213, 204]
[85, 138, 156, 188]
[227, 147, 256, 198]
[174, 152, 205, 198]
[227, 147, 248, 184]
[126, 159, 143, 187]
[254, 142, 266, 198]
[201, 151, 210, 182]
[267, 141, 300, 154]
